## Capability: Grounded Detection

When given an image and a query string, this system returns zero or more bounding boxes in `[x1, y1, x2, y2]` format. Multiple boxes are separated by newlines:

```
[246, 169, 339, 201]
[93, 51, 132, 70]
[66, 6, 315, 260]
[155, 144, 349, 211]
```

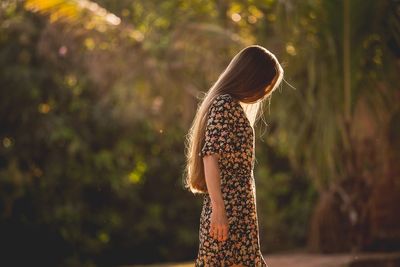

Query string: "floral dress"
[195, 94, 268, 267]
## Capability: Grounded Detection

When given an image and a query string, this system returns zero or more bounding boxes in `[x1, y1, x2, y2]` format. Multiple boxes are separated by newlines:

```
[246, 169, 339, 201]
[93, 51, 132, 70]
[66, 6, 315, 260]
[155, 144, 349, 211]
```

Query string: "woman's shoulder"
[216, 93, 233, 100]
[209, 93, 239, 121]
[212, 93, 235, 108]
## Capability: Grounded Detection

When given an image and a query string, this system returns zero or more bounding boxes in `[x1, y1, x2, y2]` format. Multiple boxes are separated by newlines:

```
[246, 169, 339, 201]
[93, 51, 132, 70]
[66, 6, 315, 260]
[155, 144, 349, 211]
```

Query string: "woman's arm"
[203, 154, 224, 208]
[203, 153, 229, 242]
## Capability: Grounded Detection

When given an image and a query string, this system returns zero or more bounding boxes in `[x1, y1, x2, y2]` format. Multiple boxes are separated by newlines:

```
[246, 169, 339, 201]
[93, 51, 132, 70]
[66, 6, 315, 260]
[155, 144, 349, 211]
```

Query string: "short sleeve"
[200, 94, 235, 158]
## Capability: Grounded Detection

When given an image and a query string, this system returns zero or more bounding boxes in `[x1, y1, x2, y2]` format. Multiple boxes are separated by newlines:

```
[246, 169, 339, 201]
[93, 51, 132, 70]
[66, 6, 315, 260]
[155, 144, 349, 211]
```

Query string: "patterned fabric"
[195, 94, 268, 267]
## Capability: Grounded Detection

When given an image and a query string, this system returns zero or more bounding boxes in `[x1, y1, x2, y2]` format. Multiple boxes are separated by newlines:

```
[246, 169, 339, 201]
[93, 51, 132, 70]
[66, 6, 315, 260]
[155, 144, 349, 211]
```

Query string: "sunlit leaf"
[24, 0, 121, 30]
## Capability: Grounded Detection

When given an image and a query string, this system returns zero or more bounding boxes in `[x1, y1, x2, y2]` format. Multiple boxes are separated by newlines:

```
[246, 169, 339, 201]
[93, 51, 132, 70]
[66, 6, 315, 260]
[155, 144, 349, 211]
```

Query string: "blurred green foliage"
[0, 0, 399, 266]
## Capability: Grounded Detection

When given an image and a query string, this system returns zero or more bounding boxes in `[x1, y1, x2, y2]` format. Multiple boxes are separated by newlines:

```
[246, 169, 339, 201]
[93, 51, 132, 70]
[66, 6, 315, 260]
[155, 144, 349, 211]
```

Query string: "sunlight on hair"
[283, 77, 296, 90]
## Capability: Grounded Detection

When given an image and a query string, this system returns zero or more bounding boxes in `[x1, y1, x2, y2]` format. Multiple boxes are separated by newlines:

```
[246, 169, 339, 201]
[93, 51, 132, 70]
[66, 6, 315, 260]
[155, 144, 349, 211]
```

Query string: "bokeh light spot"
[231, 13, 241, 22]
[286, 42, 297, 56]
[38, 103, 51, 114]
[3, 137, 12, 148]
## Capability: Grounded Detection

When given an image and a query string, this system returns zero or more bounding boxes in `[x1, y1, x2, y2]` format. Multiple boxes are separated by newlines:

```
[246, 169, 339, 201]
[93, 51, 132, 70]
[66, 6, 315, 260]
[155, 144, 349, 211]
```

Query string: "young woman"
[183, 45, 284, 267]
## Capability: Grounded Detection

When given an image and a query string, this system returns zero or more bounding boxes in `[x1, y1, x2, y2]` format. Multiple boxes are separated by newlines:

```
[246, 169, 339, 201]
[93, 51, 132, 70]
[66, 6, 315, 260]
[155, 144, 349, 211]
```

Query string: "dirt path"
[127, 252, 400, 267]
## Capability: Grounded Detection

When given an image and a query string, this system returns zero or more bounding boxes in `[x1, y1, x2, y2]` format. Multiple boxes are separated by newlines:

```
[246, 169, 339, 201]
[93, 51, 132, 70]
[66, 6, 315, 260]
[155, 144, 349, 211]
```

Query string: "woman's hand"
[209, 203, 229, 242]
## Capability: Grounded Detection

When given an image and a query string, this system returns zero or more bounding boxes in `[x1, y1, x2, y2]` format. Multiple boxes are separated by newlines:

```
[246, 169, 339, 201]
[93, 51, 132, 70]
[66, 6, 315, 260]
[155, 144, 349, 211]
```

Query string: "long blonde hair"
[183, 45, 284, 194]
